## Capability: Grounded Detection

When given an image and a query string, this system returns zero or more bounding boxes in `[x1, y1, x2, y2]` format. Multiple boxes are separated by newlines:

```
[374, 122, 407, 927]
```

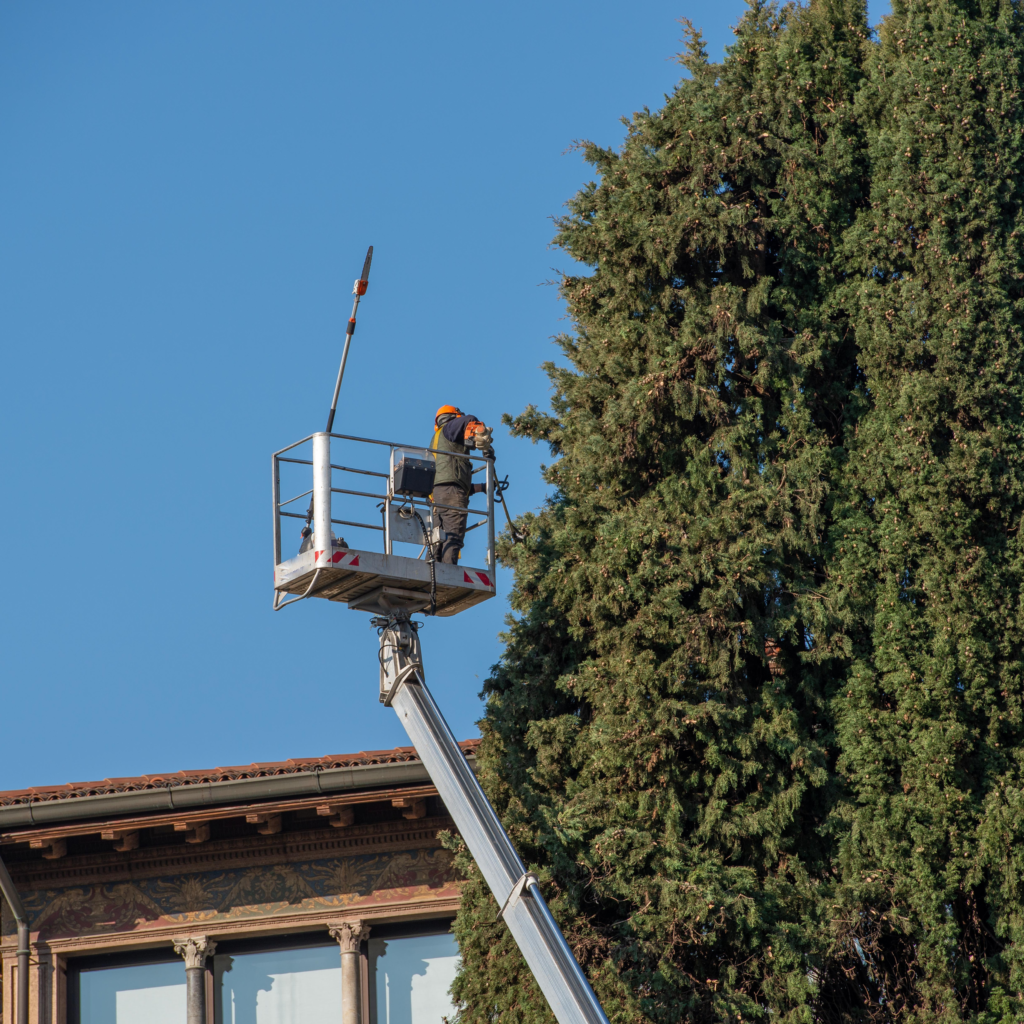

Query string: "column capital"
[327, 919, 369, 954]
[172, 935, 217, 970]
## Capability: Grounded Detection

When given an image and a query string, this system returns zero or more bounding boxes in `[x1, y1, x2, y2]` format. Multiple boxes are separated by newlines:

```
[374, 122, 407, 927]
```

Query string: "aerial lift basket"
[272, 431, 496, 615]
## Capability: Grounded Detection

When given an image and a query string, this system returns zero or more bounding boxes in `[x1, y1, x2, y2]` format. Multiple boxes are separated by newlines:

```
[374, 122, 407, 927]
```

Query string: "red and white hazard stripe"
[463, 569, 493, 588]
[315, 549, 361, 569]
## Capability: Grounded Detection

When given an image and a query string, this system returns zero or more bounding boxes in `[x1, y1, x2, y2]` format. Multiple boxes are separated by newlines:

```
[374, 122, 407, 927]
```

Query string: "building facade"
[0, 743, 474, 1024]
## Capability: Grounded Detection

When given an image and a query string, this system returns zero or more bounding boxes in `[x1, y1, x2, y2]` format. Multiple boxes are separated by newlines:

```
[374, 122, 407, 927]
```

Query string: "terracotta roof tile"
[0, 741, 481, 807]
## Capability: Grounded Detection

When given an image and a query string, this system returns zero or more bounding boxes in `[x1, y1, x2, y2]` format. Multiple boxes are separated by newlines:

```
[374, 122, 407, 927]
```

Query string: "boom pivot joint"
[372, 611, 424, 706]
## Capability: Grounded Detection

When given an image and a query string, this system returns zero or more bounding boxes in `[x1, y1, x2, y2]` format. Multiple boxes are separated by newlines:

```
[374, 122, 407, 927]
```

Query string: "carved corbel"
[317, 803, 355, 828]
[30, 838, 67, 860]
[173, 822, 211, 844]
[100, 829, 140, 852]
[391, 797, 426, 820]
[245, 813, 282, 835]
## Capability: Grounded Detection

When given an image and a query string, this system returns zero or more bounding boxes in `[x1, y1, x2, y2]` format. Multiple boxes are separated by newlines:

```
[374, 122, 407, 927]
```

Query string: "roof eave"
[0, 758, 442, 828]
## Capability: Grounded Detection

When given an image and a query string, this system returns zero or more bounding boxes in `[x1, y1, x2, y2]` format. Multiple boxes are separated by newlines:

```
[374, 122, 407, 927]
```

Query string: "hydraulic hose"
[494, 472, 527, 544]
[272, 568, 322, 611]
[399, 506, 436, 615]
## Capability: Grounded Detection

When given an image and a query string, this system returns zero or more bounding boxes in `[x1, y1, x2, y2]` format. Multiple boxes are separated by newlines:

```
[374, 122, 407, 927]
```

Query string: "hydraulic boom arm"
[374, 613, 610, 1024]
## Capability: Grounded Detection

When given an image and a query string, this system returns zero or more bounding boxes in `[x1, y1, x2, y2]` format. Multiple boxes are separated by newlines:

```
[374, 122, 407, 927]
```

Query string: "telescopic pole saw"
[327, 245, 373, 433]
[304, 246, 373, 534]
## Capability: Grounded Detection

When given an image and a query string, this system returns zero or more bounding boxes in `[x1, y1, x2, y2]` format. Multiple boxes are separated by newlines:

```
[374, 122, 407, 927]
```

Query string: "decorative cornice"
[172, 935, 216, 970]
[327, 919, 370, 954]
[7, 816, 454, 891]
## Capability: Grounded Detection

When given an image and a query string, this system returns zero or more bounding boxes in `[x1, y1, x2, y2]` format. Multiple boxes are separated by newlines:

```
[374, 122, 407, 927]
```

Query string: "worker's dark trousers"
[432, 484, 468, 564]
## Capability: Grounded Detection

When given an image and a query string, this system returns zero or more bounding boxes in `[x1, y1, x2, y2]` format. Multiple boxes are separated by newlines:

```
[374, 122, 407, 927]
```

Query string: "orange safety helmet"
[435, 404, 462, 425]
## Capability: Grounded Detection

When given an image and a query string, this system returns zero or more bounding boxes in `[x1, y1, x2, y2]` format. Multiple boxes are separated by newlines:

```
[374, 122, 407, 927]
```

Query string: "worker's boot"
[441, 539, 462, 565]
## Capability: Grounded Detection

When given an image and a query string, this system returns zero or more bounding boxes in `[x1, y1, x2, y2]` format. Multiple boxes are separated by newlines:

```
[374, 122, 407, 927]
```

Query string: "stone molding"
[5, 816, 454, 891]
[0, 895, 460, 959]
[172, 935, 217, 970]
[327, 919, 370, 954]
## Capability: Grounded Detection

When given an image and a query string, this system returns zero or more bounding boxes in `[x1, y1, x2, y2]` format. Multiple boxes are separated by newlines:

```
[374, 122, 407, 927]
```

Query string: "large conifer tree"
[450, 2, 872, 1021]
[827, 0, 1024, 1018]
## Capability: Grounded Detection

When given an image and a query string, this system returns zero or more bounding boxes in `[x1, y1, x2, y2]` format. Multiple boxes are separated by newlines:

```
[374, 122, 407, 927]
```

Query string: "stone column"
[173, 936, 216, 1024]
[328, 919, 369, 1024]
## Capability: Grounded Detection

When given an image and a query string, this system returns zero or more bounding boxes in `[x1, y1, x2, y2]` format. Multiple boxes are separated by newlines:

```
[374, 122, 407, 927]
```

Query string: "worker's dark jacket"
[431, 414, 477, 491]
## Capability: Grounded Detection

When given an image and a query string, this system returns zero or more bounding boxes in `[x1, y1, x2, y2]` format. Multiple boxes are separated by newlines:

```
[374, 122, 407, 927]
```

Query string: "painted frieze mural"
[11, 848, 458, 940]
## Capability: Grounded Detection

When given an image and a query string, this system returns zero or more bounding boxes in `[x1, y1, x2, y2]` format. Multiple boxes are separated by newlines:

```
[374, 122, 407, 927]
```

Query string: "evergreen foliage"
[829, 0, 1024, 1018]
[448, 1, 1024, 1021]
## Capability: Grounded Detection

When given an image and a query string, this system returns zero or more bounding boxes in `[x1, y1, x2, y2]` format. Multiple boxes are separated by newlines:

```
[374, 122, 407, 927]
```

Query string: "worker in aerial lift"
[431, 405, 493, 563]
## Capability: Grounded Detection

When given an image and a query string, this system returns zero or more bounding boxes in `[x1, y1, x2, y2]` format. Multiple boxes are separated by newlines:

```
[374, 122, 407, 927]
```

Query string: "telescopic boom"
[376, 613, 611, 1024]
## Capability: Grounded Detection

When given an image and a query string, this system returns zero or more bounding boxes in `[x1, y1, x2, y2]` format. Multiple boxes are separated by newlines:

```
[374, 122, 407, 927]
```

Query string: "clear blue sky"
[0, 0, 890, 790]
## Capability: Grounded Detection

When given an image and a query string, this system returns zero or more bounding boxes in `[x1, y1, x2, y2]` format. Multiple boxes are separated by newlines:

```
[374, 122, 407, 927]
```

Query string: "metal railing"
[272, 431, 496, 571]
